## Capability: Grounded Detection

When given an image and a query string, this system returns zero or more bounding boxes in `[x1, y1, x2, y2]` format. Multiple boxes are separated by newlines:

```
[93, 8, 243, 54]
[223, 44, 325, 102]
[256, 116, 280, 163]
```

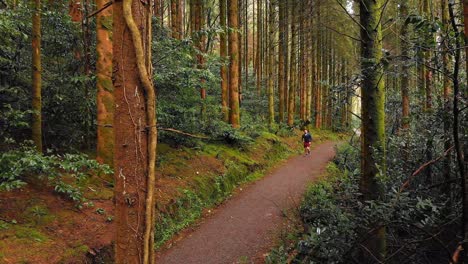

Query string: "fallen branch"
[158, 127, 210, 139]
[451, 244, 463, 264]
[400, 146, 454, 191]
[86, 0, 113, 19]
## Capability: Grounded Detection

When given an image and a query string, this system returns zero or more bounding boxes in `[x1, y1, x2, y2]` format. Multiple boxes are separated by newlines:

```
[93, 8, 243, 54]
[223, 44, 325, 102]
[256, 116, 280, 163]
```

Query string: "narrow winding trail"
[156, 141, 338, 264]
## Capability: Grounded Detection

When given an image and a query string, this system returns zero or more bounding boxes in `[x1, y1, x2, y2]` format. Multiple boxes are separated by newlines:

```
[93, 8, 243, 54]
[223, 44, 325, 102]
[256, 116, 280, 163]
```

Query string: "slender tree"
[441, 0, 451, 194]
[400, 0, 410, 130]
[267, 0, 275, 126]
[220, 0, 229, 122]
[287, 0, 297, 127]
[278, 0, 286, 122]
[113, 0, 157, 262]
[359, 0, 386, 261]
[31, 0, 42, 152]
[96, 0, 114, 166]
[228, 0, 240, 128]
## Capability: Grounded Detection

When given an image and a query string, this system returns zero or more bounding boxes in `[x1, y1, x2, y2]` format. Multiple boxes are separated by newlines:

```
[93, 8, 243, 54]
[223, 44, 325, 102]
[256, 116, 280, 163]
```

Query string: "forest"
[0, 0, 467, 263]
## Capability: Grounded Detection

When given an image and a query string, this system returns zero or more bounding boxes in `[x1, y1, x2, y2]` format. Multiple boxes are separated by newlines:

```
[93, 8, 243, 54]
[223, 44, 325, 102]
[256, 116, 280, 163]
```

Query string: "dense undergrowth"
[267, 113, 463, 263]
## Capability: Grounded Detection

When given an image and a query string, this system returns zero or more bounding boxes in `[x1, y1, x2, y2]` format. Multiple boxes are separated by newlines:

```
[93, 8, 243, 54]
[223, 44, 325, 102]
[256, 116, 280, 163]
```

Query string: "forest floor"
[0, 130, 342, 263]
[155, 141, 338, 264]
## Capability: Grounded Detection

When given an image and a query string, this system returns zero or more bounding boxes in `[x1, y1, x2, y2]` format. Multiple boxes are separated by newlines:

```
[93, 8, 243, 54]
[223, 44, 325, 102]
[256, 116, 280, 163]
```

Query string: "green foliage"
[0, 2, 96, 151]
[273, 133, 459, 263]
[0, 143, 112, 204]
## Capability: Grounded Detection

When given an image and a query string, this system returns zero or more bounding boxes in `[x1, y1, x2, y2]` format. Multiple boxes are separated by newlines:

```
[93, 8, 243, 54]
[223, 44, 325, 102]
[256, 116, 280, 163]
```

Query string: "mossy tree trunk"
[228, 0, 240, 128]
[113, 0, 157, 263]
[32, 0, 42, 153]
[96, 0, 114, 167]
[359, 0, 386, 261]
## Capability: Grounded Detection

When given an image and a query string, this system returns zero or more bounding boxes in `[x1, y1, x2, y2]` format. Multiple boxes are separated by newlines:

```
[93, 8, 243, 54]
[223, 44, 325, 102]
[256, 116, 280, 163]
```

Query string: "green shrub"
[0, 143, 112, 205]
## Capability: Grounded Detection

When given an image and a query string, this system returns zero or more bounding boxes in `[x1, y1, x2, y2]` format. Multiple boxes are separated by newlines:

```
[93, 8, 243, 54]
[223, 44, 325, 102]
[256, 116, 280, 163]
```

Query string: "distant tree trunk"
[154, 0, 163, 25]
[441, 0, 452, 195]
[228, 0, 240, 128]
[359, 0, 386, 261]
[256, 0, 262, 94]
[283, 0, 289, 120]
[170, 0, 178, 39]
[113, 0, 157, 263]
[400, 0, 410, 130]
[243, 0, 248, 91]
[449, 2, 468, 261]
[306, 2, 313, 122]
[278, 0, 286, 122]
[299, 0, 306, 122]
[238, 0, 243, 106]
[267, 0, 275, 126]
[32, 0, 42, 153]
[191, 0, 206, 115]
[96, 0, 114, 166]
[220, 0, 229, 122]
[287, 0, 297, 127]
[314, 1, 322, 129]
[423, 0, 433, 111]
[69, 0, 82, 22]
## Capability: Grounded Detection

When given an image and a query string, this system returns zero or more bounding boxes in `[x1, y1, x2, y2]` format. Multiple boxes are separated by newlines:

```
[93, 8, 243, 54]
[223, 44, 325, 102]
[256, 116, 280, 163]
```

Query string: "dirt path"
[156, 141, 338, 264]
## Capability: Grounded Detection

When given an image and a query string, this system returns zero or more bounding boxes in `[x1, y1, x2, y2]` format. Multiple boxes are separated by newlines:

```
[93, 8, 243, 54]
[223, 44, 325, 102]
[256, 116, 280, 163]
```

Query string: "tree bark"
[400, 0, 410, 130]
[287, 0, 297, 127]
[278, 0, 286, 123]
[267, 0, 275, 126]
[32, 0, 42, 153]
[220, 0, 229, 122]
[359, 0, 386, 261]
[96, 0, 114, 167]
[113, 0, 157, 263]
[441, 0, 452, 196]
[228, 0, 240, 128]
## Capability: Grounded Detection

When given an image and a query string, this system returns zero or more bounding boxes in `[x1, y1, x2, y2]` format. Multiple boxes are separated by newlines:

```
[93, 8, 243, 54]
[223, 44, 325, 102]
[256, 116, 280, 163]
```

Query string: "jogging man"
[302, 129, 312, 156]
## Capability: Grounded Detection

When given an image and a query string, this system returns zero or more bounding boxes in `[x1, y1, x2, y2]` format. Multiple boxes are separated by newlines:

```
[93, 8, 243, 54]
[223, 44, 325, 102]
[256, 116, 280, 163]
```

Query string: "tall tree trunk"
[441, 0, 452, 196]
[228, 0, 240, 128]
[359, 0, 386, 261]
[96, 0, 114, 166]
[220, 0, 229, 122]
[69, 0, 82, 22]
[400, 0, 410, 130]
[314, 0, 322, 129]
[32, 0, 42, 153]
[191, 0, 206, 114]
[267, 0, 275, 126]
[278, 0, 286, 122]
[423, 0, 433, 111]
[114, 0, 157, 263]
[287, 0, 297, 127]
[243, 0, 248, 91]
[449, 2, 468, 261]
[255, 0, 262, 94]
[283, 0, 289, 120]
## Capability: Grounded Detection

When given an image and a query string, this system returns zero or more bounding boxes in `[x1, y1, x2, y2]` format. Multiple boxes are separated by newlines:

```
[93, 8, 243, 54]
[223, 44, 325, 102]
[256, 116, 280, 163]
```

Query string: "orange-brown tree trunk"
[68, 0, 82, 22]
[32, 0, 42, 153]
[228, 0, 240, 128]
[96, 0, 114, 166]
[220, 0, 229, 122]
[113, 0, 157, 263]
